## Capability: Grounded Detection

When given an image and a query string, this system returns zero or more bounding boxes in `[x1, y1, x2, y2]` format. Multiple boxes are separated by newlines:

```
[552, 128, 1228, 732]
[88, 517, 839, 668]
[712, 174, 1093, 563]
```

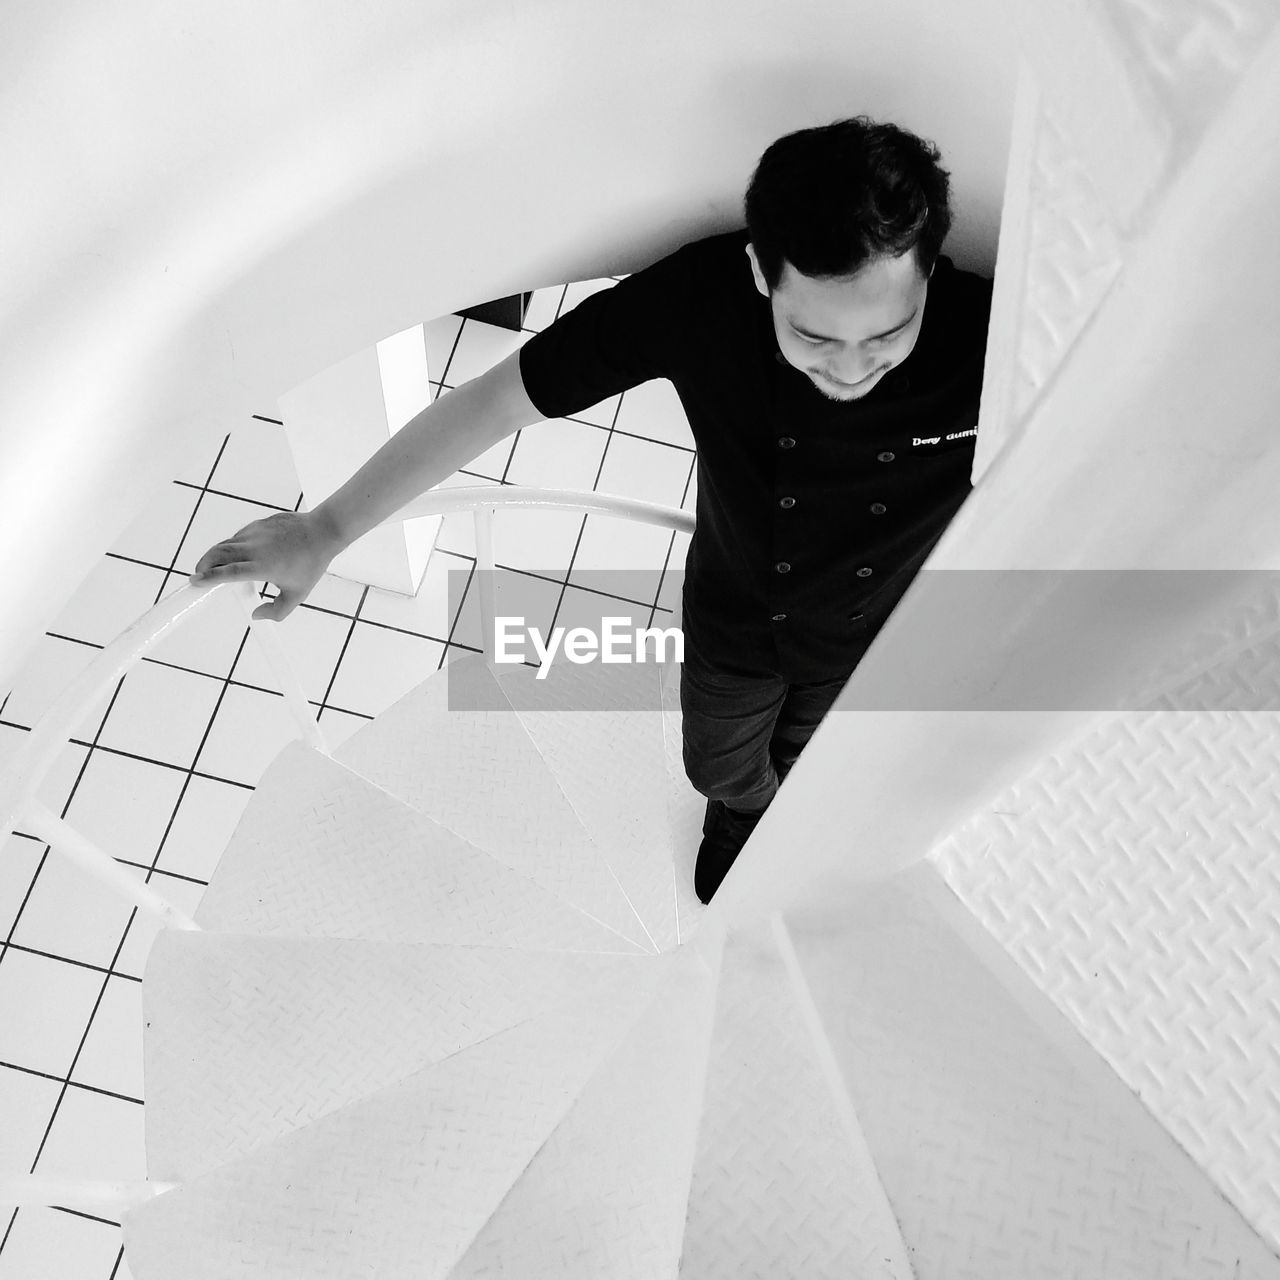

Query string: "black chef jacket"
[518, 229, 993, 682]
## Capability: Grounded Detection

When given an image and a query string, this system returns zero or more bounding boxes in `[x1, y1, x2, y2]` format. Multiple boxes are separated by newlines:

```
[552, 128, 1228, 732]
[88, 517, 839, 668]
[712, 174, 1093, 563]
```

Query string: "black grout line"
[0, 431, 280, 1256]
[5, 567, 674, 749]
[436, 315, 469, 388]
[1, 940, 149, 982]
[497, 431, 519, 485]
[541, 388, 627, 637]
[31, 1204, 126, 1230]
[0, 1058, 144, 1107]
[0, 725, 259, 792]
[0, 697, 384, 777]
[602, 421, 695, 454]
[8, 662, 157, 1216]
[1, 625, 269, 1133]
[647, 452, 697, 629]
[12, 609, 418, 716]
[198, 431, 230, 490]
[103, 550, 178, 575]
[1, 674, 129, 962]
[321, 585, 372, 711]
[549, 282, 570, 324]
[445, 560, 482, 658]
[128, 627, 264, 906]
[1, 525, 261, 1211]
[172, 479, 299, 512]
[156, 442, 232, 604]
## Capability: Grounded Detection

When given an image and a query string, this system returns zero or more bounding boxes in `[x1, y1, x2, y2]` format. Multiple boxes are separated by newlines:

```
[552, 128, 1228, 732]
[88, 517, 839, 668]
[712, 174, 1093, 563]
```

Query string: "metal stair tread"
[332, 652, 656, 949]
[447, 940, 720, 1279]
[786, 865, 1280, 1280]
[680, 922, 912, 1280]
[142, 929, 661, 1182]
[930, 706, 1280, 1251]
[124, 964, 668, 1280]
[492, 658, 682, 952]
[196, 739, 646, 954]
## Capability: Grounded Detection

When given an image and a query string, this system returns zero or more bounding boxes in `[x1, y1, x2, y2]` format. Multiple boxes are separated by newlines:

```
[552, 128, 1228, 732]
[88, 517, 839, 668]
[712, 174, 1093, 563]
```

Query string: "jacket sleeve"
[517, 241, 698, 420]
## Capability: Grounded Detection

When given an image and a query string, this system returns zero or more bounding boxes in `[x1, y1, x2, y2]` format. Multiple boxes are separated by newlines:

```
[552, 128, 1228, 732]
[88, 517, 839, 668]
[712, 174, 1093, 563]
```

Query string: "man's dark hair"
[745, 116, 952, 289]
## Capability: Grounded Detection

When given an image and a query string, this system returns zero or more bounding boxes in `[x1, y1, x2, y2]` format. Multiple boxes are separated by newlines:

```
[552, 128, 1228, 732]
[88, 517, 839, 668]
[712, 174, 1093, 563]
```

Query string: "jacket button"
[877, 450, 895, 462]
[870, 502, 887, 514]
[771, 612, 787, 622]
[775, 561, 791, 574]
[779, 496, 796, 509]
[856, 566, 873, 578]
[778, 436, 797, 449]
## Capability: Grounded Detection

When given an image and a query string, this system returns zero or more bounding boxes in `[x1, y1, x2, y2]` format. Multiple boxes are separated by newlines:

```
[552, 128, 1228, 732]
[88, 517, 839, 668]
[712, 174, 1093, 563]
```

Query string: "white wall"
[0, 0, 1018, 691]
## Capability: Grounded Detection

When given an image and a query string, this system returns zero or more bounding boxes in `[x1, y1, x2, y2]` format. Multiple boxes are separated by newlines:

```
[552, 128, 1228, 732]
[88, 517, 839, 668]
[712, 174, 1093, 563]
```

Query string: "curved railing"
[0, 485, 692, 1214]
[2, 486, 691, 925]
[1, 485, 693, 927]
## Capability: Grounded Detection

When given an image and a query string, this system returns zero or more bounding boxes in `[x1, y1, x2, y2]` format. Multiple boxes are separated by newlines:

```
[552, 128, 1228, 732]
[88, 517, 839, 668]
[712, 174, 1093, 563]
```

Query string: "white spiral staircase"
[6, 0, 1280, 1272]
[4, 531, 1280, 1277]
[24, 584, 1274, 1279]
[121, 644, 924, 1278]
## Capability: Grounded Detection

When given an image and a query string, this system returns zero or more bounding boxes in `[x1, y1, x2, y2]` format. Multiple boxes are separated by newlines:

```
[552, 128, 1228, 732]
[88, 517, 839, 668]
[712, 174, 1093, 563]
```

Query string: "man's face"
[747, 243, 929, 403]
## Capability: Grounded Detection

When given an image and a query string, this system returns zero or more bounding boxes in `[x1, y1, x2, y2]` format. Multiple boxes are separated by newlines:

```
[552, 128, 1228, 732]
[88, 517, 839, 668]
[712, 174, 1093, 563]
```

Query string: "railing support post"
[233, 583, 329, 755]
[18, 800, 200, 932]
[473, 505, 497, 660]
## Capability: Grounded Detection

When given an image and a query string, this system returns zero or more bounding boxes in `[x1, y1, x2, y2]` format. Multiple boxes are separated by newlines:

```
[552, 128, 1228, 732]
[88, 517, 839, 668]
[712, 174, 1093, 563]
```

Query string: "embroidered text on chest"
[912, 426, 978, 447]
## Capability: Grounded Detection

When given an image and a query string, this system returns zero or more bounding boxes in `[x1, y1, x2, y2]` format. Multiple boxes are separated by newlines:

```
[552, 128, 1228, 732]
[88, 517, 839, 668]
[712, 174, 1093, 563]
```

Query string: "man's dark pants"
[679, 639, 852, 816]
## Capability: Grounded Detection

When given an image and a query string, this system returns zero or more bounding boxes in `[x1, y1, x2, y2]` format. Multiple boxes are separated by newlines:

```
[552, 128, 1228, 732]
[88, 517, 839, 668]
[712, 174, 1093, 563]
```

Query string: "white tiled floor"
[0, 279, 694, 1278]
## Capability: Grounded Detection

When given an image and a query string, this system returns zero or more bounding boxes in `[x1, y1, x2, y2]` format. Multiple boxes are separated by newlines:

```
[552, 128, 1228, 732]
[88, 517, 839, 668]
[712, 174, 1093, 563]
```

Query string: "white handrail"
[391, 484, 695, 534]
[0, 1174, 177, 1214]
[18, 799, 200, 931]
[402, 486, 692, 660]
[473, 504, 498, 655]
[239, 581, 329, 754]
[0, 585, 224, 838]
[0, 485, 691, 934]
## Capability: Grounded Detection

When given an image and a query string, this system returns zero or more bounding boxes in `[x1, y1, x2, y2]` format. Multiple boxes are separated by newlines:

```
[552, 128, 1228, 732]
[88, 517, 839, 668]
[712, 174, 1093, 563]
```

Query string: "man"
[191, 116, 993, 904]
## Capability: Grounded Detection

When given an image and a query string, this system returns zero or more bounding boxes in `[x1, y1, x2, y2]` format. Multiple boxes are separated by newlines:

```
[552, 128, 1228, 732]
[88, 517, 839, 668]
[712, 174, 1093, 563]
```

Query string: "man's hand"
[186, 350, 544, 623]
[189, 510, 340, 622]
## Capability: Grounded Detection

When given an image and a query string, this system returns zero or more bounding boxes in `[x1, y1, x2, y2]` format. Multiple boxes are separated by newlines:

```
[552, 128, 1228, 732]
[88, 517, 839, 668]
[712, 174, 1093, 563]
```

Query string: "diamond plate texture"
[143, 930, 658, 1181]
[1127, 578, 1280, 708]
[493, 659, 679, 952]
[790, 868, 1280, 1279]
[1013, 106, 1123, 422]
[1151, 638, 1280, 711]
[931, 710, 1280, 1255]
[448, 943, 717, 1279]
[1017, 0, 1172, 226]
[1139, 592, 1280, 712]
[680, 925, 911, 1280]
[333, 653, 651, 948]
[125, 979, 663, 1280]
[196, 741, 643, 954]
[1101, 0, 1279, 138]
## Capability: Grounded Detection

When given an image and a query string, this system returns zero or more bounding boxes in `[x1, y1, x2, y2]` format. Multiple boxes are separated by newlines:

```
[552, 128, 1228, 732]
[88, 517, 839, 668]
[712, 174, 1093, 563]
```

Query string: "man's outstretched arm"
[189, 349, 545, 620]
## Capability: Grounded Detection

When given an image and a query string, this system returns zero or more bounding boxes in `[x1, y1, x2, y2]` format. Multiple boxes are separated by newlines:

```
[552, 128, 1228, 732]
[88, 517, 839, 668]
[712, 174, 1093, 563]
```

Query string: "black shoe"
[694, 800, 765, 904]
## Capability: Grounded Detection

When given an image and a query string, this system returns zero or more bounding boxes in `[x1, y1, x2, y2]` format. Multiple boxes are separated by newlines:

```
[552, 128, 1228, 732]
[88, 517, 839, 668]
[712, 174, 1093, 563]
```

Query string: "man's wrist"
[306, 504, 348, 556]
